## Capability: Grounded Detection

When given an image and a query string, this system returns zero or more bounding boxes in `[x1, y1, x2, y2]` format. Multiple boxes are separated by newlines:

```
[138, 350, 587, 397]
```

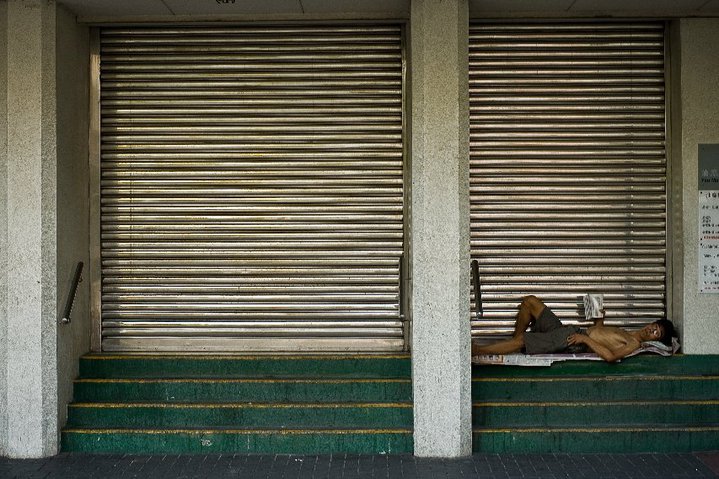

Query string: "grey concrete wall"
[678, 18, 719, 354]
[55, 4, 90, 438]
[4, 0, 59, 457]
[410, 0, 471, 458]
[0, 0, 9, 458]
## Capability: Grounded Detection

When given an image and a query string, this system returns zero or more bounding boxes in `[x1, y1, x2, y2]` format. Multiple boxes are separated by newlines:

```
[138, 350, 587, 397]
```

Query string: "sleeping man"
[471, 295, 676, 363]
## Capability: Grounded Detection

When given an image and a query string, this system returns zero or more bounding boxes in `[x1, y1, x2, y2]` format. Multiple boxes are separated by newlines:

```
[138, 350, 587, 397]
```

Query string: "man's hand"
[567, 333, 587, 345]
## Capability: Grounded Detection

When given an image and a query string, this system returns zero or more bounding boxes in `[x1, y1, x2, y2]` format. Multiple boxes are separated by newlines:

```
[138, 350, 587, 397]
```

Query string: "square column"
[2, 0, 59, 458]
[410, 0, 471, 457]
[677, 19, 719, 353]
[0, 0, 8, 456]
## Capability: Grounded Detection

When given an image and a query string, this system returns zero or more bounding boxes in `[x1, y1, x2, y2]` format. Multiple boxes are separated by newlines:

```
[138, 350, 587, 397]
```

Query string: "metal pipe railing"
[471, 259, 483, 320]
[61, 262, 84, 324]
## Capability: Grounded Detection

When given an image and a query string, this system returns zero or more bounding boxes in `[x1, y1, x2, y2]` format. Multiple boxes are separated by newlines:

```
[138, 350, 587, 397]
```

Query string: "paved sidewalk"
[1, 452, 717, 478]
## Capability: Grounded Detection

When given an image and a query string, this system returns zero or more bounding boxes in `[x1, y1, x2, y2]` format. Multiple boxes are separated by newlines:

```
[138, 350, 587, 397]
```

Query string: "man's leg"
[472, 336, 524, 355]
[472, 295, 548, 356]
[513, 295, 547, 337]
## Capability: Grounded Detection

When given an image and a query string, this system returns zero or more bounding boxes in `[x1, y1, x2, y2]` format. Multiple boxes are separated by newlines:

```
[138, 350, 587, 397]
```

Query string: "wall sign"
[699, 144, 719, 293]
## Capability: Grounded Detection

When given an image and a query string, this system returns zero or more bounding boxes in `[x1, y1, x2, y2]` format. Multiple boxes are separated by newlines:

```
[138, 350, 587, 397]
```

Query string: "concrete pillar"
[410, 0, 471, 457]
[0, 0, 9, 457]
[677, 19, 719, 354]
[3, 0, 59, 457]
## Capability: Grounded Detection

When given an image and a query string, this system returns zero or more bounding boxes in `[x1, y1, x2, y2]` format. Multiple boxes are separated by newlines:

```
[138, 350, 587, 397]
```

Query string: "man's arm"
[567, 333, 639, 363]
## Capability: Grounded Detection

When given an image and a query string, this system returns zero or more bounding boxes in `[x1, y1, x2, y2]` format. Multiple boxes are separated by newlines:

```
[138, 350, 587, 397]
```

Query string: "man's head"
[641, 319, 676, 346]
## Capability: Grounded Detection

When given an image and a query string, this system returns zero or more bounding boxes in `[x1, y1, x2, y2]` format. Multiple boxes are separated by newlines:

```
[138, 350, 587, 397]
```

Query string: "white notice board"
[699, 144, 719, 293]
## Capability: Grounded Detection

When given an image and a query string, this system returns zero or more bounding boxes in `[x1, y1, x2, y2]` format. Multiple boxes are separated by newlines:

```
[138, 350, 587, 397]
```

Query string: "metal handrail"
[61, 262, 84, 324]
[471, 259, 483, 320]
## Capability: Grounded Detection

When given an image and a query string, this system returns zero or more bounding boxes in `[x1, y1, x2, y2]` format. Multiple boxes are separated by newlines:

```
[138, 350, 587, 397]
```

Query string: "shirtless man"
[472, 295, 676, 363]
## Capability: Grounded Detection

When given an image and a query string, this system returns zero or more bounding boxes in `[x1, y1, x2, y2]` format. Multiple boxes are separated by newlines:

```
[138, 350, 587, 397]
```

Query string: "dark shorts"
[523, 306, 583, 354]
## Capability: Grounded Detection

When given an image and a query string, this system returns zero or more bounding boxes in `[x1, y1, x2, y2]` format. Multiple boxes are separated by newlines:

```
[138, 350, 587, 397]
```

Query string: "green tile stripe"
[76, 378, 412, 383]
[67, 402, 413, 429]
[474, 399, 719, 406]
[472, 426, 719, 453]
[80, 354, 411, 379]
[71, 401, 413, 408]
[63, 427, 412, 433]
[473, 400, 719, 427]
[73, 378, 413, 402]
[475, 426, 719, 433]
[472, 375, 719, 401]
[472, 355, 719, 377]
[472, 375, 719, 382]
[61, 428, 413, 454]
[74, 378, 412, 384]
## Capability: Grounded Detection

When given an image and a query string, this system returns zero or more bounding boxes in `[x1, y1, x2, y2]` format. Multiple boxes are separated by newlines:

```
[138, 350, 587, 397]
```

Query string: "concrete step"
[72, 377, 413, 403]
[473, 425, 719, 453]
[67, 401, 413, 429]
[473, 355, 719, 378]
[472, 375, 719, 402]
[62, 427, 413, 454]
[79, 353, 411, 379]
[472, 400, 719, 427]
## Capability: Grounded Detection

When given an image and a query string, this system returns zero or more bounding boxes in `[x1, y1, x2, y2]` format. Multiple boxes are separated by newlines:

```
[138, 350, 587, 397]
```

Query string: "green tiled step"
[472, 425, 719, 453]
[472, 354, 719, 377]
[62, 427, 413, 454]
[470, 355, 719, 452]
[79, 354, 411, 379]
[473, 375, 719, 401]
[67, 402, 413, 429]
[473, 400, 719, 427]
[73, 378, 412, 403]
[65, 354, 414, 454]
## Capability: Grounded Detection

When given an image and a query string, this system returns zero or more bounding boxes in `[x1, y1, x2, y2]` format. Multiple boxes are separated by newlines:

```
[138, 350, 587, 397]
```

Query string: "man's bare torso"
[586, 325, 640, 353]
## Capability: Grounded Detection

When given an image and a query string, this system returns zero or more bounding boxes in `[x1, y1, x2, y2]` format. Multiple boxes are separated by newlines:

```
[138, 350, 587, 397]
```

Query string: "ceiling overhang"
[58, 0, 719, 23]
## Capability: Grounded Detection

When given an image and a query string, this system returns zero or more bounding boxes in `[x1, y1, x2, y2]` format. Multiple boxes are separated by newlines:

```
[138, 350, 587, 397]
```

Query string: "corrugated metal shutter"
[469, 22, 667, 337]
[98, 26, 405, 352]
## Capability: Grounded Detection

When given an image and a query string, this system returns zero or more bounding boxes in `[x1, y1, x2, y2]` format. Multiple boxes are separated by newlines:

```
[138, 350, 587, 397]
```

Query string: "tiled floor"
[1, 452, 717, 478]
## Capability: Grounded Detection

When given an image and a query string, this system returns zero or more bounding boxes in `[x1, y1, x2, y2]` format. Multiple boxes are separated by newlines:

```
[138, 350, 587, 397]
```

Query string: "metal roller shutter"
[98, 26, 405, 352]
[469, 22, 667, 337]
